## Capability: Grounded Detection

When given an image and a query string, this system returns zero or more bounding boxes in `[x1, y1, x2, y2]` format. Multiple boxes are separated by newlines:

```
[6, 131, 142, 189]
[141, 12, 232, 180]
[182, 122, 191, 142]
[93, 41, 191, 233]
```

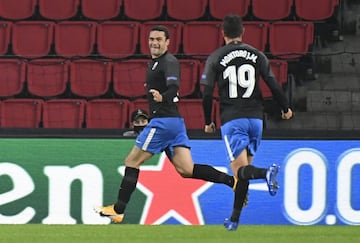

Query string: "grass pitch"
[0, 225, 358, 243]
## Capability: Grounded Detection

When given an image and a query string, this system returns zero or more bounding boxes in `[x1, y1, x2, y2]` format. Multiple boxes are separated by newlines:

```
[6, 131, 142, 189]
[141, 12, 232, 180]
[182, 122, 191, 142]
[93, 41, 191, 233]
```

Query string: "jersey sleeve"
[200, 53, 218, 87]
[164, 56, 180, 87]
[259, 52, 289, 111]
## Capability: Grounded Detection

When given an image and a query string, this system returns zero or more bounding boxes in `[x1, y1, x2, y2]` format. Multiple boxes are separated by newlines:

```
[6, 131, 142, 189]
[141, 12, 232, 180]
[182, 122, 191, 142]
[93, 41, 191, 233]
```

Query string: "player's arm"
[259, 53, 293, 119]
[200, 56, 217, 132]
[162, 57, 180, 103]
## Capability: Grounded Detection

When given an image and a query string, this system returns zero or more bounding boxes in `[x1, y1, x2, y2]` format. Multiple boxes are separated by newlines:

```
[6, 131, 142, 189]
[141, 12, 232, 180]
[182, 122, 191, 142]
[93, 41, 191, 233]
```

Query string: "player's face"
[149, 30, 169, 58]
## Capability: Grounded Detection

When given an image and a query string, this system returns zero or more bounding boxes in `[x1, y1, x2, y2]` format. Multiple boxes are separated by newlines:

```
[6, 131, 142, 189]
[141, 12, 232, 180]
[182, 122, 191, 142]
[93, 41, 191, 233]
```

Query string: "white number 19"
[223, 64, 255, 98]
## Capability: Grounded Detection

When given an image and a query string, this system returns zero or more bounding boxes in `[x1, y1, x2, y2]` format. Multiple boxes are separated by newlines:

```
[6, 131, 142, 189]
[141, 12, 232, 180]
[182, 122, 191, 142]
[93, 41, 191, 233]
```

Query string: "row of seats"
[0, 20, 314, 59]
[0, 58, 288, 99]
[0, 0, 340, 21]
[0, 98, 219, 129]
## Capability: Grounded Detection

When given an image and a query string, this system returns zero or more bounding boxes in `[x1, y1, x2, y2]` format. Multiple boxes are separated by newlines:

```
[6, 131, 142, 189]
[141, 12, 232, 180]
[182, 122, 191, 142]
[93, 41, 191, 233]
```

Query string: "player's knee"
[175, 167, 192, 178]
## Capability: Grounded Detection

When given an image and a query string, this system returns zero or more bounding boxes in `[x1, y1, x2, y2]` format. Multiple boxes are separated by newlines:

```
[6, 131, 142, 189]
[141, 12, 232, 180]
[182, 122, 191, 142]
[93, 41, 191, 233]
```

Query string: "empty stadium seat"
[259, 59, 288, 98]
[295, 0, 339, 20]
[269, 21, 314, 59]
[1, 99, 43, 128]
[252, 0, 293, 20]
[140, 21, 183, 55]
[38, 0, 80, 20]
[81, 0, 122, 20]
[27, 59, 69, 97]
[166, 0, 208, 20]
[43, 99, 86, 128]
[209, 0, 250, 19]
[0, 21, 11, 55]
[177, 99, 207, 129]
[97, 21, 139, 58]
[183, 21, 223, 58]
[70, 59, 112, 98]
[12, 21, 54, 58]
[179, 59, 200, 97]
[113, 59, 149, 98]
[0, 0, 37, 20]
[123, 0, 164, 20]
[242, 22, 269, 52]
[55, 21, 97, 58]
[86, 99, 130, 128]
[130, 99, 149, 115]
[0, 59, 26, 97]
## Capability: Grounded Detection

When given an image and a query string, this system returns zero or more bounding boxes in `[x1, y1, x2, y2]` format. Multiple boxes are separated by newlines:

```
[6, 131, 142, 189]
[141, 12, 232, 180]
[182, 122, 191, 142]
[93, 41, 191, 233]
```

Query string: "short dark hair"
[150, 25, 170, 39]
[223, 14, 243, 38]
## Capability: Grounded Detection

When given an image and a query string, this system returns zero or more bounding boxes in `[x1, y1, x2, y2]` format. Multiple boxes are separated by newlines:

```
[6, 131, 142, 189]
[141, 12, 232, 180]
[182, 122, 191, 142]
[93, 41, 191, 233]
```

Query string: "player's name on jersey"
[220, 50, 258, 67]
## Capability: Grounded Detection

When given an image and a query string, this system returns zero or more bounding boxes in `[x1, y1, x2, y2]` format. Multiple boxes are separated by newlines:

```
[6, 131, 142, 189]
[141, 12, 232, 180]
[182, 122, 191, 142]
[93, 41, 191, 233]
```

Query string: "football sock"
[230, 179, 249, 222]
[192, 164, 234, 188]
[114, 166, 139, 214]
[238, 165, 266, 180]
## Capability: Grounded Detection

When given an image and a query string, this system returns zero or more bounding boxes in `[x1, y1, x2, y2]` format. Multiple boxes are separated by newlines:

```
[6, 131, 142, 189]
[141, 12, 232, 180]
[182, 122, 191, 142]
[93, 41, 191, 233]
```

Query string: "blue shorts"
[136, 117, 191, 158]
[221, 118, 263, 162]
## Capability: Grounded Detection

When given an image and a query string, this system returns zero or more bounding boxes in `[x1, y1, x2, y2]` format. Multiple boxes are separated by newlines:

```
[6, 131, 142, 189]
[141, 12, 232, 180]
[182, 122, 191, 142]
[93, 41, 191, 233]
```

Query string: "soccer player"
[201, 14, 293, 230]
[96, 25, 236, 223]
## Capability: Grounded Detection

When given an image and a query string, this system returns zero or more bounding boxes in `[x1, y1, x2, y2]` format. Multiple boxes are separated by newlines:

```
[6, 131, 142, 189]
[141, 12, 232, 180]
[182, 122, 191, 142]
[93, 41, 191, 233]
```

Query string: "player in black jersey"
[201, 14, 293, 230]
[96, 25, 237, 223]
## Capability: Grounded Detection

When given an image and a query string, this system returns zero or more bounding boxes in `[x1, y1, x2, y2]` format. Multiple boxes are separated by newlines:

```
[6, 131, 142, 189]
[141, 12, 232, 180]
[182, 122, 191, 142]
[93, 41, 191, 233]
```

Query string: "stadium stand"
[0, 21, 11, 55]
[42, 99, 85, 128]
[178, 59, 200, 97]
[166, 0, 208, 21]
[27, 59, 69, 98]
[38, 0, 80, 20]
[0, 58, 26, 97]
[81, 0, 122, 20]
[54, 21, 97, 58]
[97, 21, 139, 58]
[209, 0, 250, 19]
[86, 99, 130, 128]
[252, 0, 294, 20]
[123, 0, 164, 20]
[69, 59, 112, 98]
[12, 21, 54, 58]
[140, 21, 183, 55]
[0, 0, 37, 20]
[295, 0, 340, 21]
[242, 21, 269, 52]
[1, 98, 43, 128]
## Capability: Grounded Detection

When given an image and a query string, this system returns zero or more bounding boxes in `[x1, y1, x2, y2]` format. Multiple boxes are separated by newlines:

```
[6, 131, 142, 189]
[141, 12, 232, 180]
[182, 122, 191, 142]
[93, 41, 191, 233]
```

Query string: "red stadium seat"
[0, 59, 26, 97]
[113, 59, 149, 98]
[177, 99, 210, 129]
[209, 0, 250, 19]
[0, 0, 37, 20]
[81, 0, 122, 20]
[183, 21, 223, 58]
[55, 21, 97, 58]
[12, 21, 54, 58]
[0, 21, 11, 55]
[259, 59, 288, 98]
[179, 59, 200, 97]
[43, 99, 86, 128]
[130, 99, 149, 115]
[166, 0, 208, 21]
[97, 21, 139, 58]
[70, 59, 112, 98]
[38, 0, 80, 20]
[243, 22, 269, 52]
[140, 21, 183, 55]
[252, 0, 294, 20]
[123, 0, 164, 20]
[86, 99, 130, 128]
[269, 21, 314, 59]
[27, 59, 69, 97]
[295, 0, 339, 20]
[1, 99, 43, 128]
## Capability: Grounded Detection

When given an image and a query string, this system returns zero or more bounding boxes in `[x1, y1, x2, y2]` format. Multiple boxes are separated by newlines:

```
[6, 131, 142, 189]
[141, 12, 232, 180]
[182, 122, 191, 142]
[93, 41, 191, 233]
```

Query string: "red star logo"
[119, 153, 214, 225]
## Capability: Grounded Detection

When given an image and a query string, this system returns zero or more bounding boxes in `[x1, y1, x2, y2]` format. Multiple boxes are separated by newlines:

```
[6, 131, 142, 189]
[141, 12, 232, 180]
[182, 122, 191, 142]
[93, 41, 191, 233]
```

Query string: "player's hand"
[281, 108, 293, 120]
[149, 89, 163, 102]
[204, 122, 216, 133]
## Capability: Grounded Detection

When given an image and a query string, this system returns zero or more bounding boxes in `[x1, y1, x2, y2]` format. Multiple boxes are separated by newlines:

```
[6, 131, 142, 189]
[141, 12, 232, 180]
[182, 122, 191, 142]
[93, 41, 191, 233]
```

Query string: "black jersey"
[201, 41, 289, 124]
[146, 52, 181, 118]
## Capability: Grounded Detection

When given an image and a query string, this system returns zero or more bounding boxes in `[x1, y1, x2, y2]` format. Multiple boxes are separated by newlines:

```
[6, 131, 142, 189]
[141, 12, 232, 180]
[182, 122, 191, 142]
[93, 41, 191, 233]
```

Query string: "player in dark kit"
[201, 14, 293, 230]
[96, 25, 237, 223]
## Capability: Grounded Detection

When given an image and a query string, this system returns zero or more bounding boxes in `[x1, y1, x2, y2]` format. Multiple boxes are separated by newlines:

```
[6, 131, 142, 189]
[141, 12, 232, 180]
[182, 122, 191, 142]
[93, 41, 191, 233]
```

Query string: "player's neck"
[225, 37, 242, 45]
